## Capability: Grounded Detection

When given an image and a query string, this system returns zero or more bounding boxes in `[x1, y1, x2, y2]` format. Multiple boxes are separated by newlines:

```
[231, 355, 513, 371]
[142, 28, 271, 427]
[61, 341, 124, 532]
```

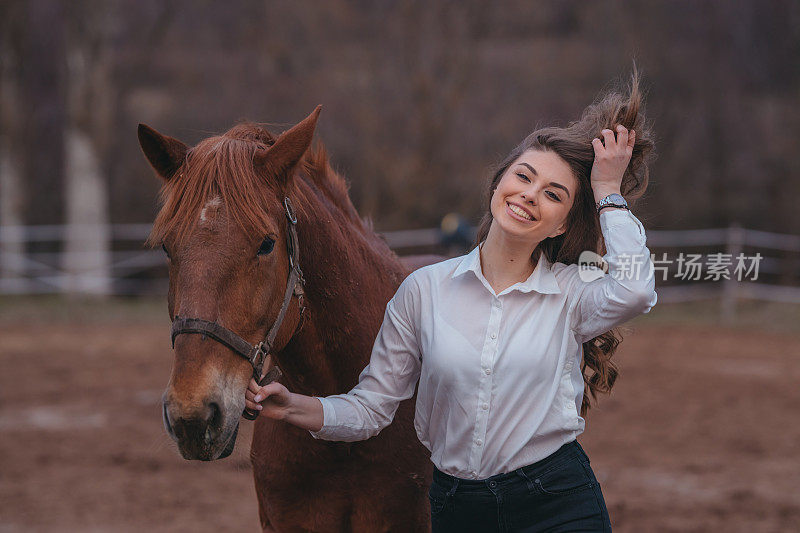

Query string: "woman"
[246, 70, 656, 532]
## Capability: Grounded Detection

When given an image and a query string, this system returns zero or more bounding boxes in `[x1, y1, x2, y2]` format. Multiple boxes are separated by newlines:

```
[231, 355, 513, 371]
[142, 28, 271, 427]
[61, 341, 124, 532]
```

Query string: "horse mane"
[147, 122, 380, 248]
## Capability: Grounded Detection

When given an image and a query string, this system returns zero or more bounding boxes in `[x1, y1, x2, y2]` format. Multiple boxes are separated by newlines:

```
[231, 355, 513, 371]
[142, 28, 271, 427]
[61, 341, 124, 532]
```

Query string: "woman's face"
[489, 149, 577, 243]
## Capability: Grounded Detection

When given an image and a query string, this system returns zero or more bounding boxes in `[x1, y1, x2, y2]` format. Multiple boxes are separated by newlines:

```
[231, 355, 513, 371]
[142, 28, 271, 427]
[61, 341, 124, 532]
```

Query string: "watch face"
[608, 193, 625, 204]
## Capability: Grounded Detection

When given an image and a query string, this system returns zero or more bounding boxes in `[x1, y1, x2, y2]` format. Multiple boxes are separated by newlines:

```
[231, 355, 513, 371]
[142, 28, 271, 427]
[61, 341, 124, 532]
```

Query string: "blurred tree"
[3, 0, 799, 243]
[62, 0, 117, 295]
[0, 1, 26, 282]
[18, 0, 66, 231]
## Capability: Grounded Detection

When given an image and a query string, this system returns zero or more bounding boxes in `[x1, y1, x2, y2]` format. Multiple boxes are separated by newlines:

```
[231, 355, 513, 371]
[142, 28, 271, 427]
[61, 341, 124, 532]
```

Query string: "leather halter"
[170, 197, 306, 421]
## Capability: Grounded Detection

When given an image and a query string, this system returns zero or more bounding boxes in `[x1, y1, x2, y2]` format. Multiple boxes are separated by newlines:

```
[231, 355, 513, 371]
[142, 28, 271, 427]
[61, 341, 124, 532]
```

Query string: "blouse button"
[490, 333, 497, 339]
[484, 368, 492, 375]
[476, 439, 483, 446]
[482, 403, 489, 410]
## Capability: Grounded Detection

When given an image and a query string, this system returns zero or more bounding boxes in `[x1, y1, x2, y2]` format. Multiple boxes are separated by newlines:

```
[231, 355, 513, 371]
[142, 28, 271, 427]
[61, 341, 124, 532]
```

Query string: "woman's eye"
[161, 243, 171, 258]
[516, 172, 560, 201]
[258, 237, 275, 256]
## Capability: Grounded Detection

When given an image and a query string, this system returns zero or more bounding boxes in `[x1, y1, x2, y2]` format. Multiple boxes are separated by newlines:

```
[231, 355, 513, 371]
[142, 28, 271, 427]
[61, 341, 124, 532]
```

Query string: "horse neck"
[274, 182, 408, 396]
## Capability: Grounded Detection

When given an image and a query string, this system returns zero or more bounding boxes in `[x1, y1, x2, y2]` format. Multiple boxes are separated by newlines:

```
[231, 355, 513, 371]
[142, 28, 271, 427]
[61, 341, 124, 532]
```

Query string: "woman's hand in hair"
[590, 124, 635, 195]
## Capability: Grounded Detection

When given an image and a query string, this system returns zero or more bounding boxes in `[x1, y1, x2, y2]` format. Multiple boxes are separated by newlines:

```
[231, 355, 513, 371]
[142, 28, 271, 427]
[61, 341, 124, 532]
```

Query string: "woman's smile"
[505, 201, 536, 223]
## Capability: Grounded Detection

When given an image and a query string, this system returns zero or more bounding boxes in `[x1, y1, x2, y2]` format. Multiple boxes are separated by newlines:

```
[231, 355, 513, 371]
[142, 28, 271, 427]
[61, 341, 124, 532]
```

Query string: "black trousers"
[429, 440, 612, 532]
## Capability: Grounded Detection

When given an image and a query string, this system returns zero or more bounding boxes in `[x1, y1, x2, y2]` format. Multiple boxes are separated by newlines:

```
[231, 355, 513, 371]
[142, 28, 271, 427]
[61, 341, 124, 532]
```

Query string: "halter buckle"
[284, 197, 297, 225]
[251, 341, 268, 373]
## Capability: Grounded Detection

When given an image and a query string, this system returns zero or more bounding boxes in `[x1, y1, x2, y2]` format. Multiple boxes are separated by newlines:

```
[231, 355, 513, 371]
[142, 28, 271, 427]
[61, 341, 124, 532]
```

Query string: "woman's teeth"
[508, 203, 533, 221]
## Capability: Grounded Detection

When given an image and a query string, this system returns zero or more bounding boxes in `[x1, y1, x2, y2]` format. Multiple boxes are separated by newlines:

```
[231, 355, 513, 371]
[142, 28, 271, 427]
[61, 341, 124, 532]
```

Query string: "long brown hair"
[474, 66, 656, 417]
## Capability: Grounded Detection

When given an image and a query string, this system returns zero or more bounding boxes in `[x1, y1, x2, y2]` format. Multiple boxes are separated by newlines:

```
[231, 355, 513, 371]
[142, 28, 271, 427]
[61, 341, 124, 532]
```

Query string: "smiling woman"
[248, 66, 657, 532]
[474, 68, 655, 421]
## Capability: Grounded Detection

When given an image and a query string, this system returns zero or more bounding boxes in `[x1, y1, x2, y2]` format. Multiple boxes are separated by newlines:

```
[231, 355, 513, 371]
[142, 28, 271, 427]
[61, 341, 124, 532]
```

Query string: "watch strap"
[596, 193, 629, 213]
[597, 204, 630, 213]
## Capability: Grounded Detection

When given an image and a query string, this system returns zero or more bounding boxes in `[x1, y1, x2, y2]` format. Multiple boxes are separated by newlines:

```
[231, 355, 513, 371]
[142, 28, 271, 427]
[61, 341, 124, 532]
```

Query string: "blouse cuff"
[599, 208, 645, 237]
[308, 396, 337, 440]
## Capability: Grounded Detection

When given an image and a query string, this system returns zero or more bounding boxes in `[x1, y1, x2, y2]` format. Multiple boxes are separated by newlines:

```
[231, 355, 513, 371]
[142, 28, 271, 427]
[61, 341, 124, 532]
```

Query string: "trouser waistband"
[432, 439, 587, 487]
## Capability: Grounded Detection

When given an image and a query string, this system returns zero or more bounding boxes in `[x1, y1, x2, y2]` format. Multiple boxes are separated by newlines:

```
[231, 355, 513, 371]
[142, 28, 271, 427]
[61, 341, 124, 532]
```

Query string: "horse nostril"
[199, 401, 222, 445]
[165, 400, 224, 449]
[162, 401, 174, 435]
[208, 401, 222, 429]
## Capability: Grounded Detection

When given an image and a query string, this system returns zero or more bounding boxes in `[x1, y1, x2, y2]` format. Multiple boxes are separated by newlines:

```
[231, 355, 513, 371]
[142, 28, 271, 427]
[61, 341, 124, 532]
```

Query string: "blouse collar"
[451, 244, 562, 295]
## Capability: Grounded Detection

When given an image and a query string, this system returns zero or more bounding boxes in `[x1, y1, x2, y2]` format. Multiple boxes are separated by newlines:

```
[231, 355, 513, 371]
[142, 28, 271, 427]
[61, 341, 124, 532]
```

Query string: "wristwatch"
[596, 193, 629, 213]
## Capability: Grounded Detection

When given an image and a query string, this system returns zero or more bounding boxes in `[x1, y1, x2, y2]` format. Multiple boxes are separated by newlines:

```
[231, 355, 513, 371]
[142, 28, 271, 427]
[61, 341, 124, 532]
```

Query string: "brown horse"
[138, 107, 433, 532]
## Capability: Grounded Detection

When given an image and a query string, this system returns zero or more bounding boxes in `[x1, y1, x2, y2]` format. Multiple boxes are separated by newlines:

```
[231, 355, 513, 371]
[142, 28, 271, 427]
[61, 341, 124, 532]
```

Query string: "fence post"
[1, 145, 26, 287]
[721, 222, 743, 323]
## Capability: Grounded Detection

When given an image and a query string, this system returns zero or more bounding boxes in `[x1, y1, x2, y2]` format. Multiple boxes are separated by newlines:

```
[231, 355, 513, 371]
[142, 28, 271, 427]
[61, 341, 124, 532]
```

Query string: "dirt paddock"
[1, 297, 799, 532]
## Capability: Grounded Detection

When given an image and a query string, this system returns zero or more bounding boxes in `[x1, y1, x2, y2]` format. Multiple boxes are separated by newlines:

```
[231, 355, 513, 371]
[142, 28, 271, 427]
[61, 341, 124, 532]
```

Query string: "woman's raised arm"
[569, 125, 657, 343]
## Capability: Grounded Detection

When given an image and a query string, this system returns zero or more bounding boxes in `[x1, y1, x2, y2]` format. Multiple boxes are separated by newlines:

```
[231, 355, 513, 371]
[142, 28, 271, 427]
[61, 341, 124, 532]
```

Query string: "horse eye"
[257, 237, 275, 256]
[161, 243, 171, 258]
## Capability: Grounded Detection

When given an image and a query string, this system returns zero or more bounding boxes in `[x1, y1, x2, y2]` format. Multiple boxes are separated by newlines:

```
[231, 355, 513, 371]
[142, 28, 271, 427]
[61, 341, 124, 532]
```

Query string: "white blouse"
[310, 209, 657, 480]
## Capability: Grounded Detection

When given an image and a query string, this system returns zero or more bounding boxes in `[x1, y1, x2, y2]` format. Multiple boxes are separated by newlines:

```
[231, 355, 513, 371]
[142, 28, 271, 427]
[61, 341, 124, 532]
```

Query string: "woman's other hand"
[590, 124, 635, 193]
[245, 378, 293, 420]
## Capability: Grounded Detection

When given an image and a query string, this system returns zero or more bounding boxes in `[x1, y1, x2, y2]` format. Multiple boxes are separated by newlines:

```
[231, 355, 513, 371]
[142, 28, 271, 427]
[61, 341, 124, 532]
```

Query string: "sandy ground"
[1, 299, 799, 532]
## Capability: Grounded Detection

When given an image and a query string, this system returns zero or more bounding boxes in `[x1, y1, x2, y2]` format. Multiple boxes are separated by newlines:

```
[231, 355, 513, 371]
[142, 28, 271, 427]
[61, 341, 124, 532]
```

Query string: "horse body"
[252, 165, 432, 532]
[252, 402, 429, 531]
[139, 108, 432, 532]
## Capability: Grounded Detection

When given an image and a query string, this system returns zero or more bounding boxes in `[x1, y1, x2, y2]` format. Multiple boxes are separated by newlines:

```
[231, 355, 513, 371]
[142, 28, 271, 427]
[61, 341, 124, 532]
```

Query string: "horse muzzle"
[162, 396, 240, 461]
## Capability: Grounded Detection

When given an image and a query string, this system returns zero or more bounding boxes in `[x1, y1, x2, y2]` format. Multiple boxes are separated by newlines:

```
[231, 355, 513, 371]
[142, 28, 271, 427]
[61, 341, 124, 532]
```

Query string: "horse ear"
[255, 105, 322, 184]
[137, 124, 188, 181]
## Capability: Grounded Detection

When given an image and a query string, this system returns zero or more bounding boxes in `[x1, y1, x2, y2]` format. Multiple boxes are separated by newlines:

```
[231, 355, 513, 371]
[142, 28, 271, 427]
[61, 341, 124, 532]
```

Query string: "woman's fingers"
[246, 379, 284, 413]
[253, 382, 280, 403]
[245, 398, 262, 411]
[245, 380, 289, 417]
[591, 137, 604, 155]
[601, 128, 616, 149]
[615, 125, 628, 150]
[245, 378, 262, 412]
[626, 129, 635, 156]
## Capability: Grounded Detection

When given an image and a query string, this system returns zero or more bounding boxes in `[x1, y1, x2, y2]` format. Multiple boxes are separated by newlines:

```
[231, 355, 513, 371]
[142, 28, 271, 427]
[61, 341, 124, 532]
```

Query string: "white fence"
[1, 223, 799, 315]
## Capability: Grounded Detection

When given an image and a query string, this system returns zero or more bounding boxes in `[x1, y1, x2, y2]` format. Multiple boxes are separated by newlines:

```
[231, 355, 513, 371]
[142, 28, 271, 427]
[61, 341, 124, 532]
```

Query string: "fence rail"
[1, 224, 799, 316]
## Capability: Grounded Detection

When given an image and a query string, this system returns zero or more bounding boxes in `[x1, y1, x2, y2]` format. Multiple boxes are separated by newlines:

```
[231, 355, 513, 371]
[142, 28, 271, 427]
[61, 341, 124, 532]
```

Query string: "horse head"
[138, 107, 321, 460]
